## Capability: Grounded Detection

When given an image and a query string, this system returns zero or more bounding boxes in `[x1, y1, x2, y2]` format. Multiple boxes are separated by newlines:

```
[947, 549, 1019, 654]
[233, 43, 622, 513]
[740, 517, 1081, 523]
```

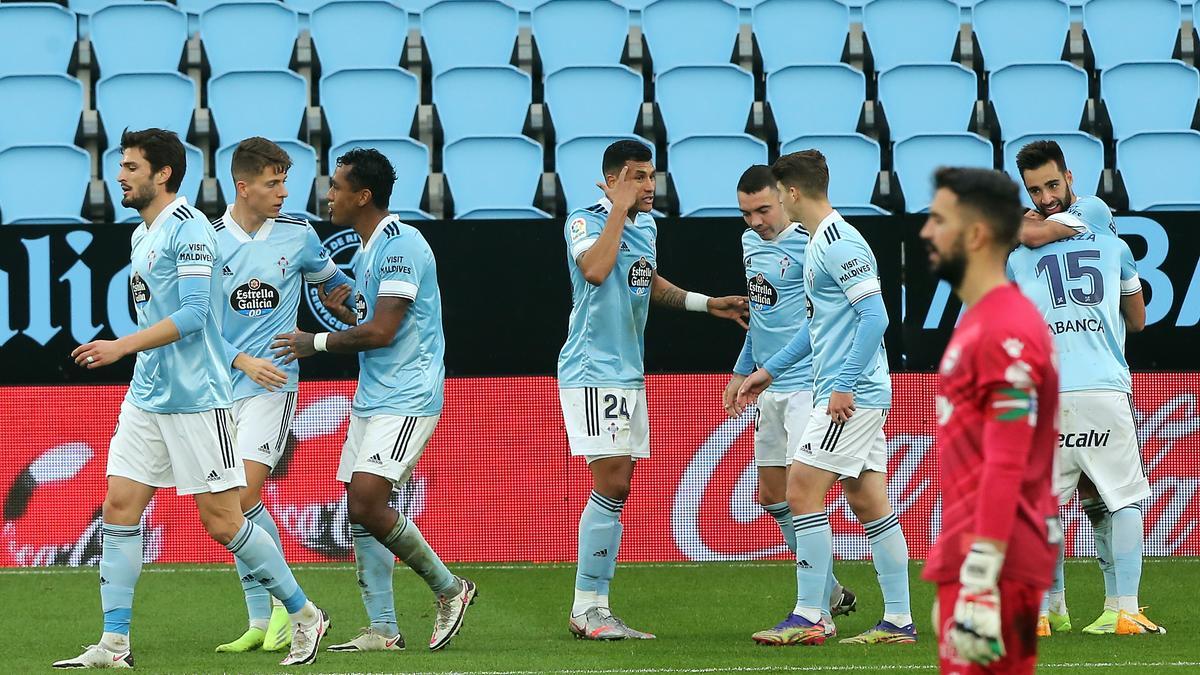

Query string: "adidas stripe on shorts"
[231, 391, 298, 469]
[792, 405, 889, 479]
[559, 387, 650, 460]
[336, 414, 440, 486]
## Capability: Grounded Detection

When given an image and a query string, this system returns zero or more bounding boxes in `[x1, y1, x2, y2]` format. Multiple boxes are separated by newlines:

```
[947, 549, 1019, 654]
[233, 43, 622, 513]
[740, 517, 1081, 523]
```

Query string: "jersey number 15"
[1035, 250, 1104, 308]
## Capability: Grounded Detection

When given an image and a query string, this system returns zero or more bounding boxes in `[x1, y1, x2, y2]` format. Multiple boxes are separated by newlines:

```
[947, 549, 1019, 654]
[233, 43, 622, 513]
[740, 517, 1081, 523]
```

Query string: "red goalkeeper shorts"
[936, 579, 1044, 675]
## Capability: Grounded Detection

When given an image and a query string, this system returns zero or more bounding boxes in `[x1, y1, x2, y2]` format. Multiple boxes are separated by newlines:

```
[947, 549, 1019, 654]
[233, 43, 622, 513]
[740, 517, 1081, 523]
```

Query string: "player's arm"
[577, 167, 636, 285]
[733, 318, 811, 414]
[724, 332, 755, 417]
[650, 273, 748, 326]
[826, 238, 888, 422]
[1118, 242, 1146, 333]
[301, 223, 356, 306]
[1018, 209, 1079, 248]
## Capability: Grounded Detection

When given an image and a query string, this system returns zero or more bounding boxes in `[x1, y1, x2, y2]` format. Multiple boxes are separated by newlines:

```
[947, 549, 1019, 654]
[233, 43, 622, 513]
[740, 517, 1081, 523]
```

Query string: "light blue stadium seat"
[990, 62, 1086, 141]
[556, 135, 652, 210]
[0, 4, 77, 76]
[217, 139, 318, 217]
[656, 64, 753, 143]
[532, 0, 629, 73]
[91, 3, 187, 77]
[200, 1, 299, 77]
[862, 0, 961, 72]
[433, 66, 531, 144]
[1102, 60, 1200, 140]
[781, 133, 886, 214]
[894, 132, 994, 212]
[878, 63, 977, 140]
[96, 72, 195, 147]
[104, 143, 204, 223]
[310, 0, 408, 73]
[668, 134, 768, 216]
[320, 68, 419, 147]
[209, 70, 307, 146]
[1003, 131, 1103, 204]
[972, 0, 1069, 71]
[0, 75, 83, 151]
[642, 0, 739, 73]
[767, 64, 865, 139]
[0, 145, 91, 224]
[421, 0, 519, 76]
[1117, 130, 1200, 210]
[544, 66, 643, 141]
[752, 0, 850, 73]
[329, 138, 432, 219]
[443, 136, 550, 218]
[1083, 0, 1182, 72]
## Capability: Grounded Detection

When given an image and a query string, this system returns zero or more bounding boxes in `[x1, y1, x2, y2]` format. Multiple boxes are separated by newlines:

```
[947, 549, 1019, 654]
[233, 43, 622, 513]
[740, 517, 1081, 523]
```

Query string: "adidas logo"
[799, 443, 813, 455]
[257, 442, 271, 454]
[797, 559, 812, 569]
[241, 573, 255, 583]
[206, 470, 221, 482]
[99, 576, 108, 585]
[367, 453, 383, 465]
[222, 265, 233, 276]
[593, 548, 609, 557]
[258, 576, 273, 585]
[619, 241, 630, 252]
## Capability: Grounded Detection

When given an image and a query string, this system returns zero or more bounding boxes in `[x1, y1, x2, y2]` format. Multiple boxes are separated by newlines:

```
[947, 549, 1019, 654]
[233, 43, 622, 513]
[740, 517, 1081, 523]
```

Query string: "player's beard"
[121, 182, 156, 210]
[927, 237, 967, 288]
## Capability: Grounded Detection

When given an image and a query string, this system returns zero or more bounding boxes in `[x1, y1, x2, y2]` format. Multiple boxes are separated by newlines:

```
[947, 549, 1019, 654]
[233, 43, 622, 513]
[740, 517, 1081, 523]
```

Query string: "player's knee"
[595, 481, 630, 503]
[102, 493, 143, 525]
[199, 511, 242, 545]
[238, 486, 262, 513]
[346, 490, 384, 530]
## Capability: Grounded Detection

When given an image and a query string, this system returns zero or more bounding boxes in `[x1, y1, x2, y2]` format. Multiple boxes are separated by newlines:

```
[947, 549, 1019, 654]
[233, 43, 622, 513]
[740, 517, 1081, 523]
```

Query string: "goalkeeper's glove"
[949, 541, 1005, 665]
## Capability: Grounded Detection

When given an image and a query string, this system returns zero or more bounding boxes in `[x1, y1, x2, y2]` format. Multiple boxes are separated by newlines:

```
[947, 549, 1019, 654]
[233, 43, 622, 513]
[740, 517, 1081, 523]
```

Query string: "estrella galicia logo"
[305, 229, 360, 331]
[354, 291, 368, 323]
[628, 257, 653, 296]
[230, 278, 280, 317]
[747, 273, 777, 311]
[129, 272, 151, 306]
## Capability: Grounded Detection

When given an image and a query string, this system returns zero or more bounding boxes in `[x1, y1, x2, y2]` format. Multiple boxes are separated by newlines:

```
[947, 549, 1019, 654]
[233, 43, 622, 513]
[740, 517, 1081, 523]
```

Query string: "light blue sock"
[764, 502, 796, 553]
[791, 512, 831, 621]
[596, 519, 623, 598]
[382, 513, 458, 597]
[1111, 505, 1143, 600]
[822, 564, 835, 622]
[864, 512, 912, 621]
[351, 524, 398, 637]
[226, 519, 307, 613]
[100, 523, 142, 635]
[1082, 498, 1116, 599]
[576, 491, 623, 593]
[236, 502, 279, 624]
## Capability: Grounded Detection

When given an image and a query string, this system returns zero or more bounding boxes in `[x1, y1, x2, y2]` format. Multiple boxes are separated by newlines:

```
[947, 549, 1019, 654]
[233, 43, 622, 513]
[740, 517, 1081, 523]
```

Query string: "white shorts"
[753, 390, 813, 467]
[560, 387, 650, 460]
[231, 391, 298, 469]
[1054, 390, 1149, 511]
[793, 405, 888, 480]
[106, 400, 246, 496]
[336, 414, 439, 486]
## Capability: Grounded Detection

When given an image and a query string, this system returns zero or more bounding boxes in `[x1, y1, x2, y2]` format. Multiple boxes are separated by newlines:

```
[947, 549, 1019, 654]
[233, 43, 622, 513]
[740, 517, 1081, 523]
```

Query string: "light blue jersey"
[212, 207, 339, 400]
[557, 198, 657, 389]
[1007, 230, 1141, 393]
[352, 215, 444, 417]
[740, 225, 813, 392]
[126, 197, 233, 413]
[1047, 194, 1119, 238]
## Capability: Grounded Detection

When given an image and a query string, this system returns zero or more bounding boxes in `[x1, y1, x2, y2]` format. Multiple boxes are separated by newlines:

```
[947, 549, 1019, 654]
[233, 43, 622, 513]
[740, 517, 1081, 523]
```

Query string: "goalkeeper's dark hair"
[120, 127, 186, 193]
[737, 165, 777, 195]
[335, 147, 396, 210]
[933, 167, 1024, 248]
[1015, 139, 1068, 177]
[602, 139, 653, 176]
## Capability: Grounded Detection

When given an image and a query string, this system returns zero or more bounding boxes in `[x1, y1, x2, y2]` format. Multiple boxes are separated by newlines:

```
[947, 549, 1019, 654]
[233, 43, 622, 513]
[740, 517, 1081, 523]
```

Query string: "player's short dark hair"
[335, 147, 396, 210]
[737, 165, 777, 194]
[231, 137, 292, 182]
[1015, 139, 1068, 177]
[771, 150, 829, 198]
[120, 127, 186, 193]
[602, 139, 652, 176]
[933, 167, 1023, 247]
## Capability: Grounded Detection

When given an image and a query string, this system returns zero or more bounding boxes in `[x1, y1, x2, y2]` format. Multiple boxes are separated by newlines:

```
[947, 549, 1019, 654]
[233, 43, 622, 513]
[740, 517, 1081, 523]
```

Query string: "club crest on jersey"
[628, 257, 653, 296]
[306, 228, 359, 331]
[747, 272, 777, 311]
[129, 272, 151, 306]
[277, 255, 289, 276]
[779, 256, 791, 277]
[354, 291, 368, 323]
[230, 277, 280, 317]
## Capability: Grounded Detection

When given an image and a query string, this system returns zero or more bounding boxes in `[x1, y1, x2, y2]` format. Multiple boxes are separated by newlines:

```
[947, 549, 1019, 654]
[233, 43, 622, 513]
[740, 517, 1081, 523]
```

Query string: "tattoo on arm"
[651, 274, 687, 310]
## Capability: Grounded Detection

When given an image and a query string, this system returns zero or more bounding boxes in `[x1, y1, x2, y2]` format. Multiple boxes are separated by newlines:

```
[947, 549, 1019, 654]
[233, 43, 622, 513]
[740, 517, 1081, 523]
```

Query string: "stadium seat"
[668, 134, 768, 217]
[642, 0, 739, 73]
[0, 145, 91, 224]
[216, 139, 318, 218]
[544, 66, 643, 142]
[752, 0, 850, 73]
[329, 138, 432, 219]
[781, 133, 886, 214]
[433, 66, 532, 145]
[1117, 130, 1200, 210]
[310, 0, 408, 73]
[90, 3, 187, 77]
[656, 65, 753, 143]
[990, 62, 1086, 141]
[532, 0, 629, 73]
[0, 4, 76, 77]
[208, 70, 307, 147]
[1003, 131, 1104, 204]
[421, 0, 519, 76]
[767, 64, 865, 139]
[443, 136, 550, 218]
[862, 0, 961, 72]
[0, 75, 82, 151]
[104, 143, 205, 223]
[96, 72, 195, 148]
[1102, 60, 1200, 140]
[894, 133, 994, 212]
[971, 0, 1070, 71]
[1083, 0, 1182, 71]
[877, 63, 977, 140]
[200, 1, 299, 77]
[320, 68, 419, 147]
[556, 135, 652, 211]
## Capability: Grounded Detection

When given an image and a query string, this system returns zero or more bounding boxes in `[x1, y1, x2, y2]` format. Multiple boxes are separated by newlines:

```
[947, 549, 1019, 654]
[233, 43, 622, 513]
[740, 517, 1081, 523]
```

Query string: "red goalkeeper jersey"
[923, 283, 1061, 588]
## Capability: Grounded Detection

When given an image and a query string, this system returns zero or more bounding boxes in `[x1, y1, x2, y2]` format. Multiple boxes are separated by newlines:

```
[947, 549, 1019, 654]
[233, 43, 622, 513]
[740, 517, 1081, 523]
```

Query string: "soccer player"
[1010, 141, 1159, 636]
[737, 151, 914, 646]
[560, 139, 748, 640]
[59, 128, 328, 669]
[271, 148, 476, 652]
[211, 137, 355, 653]
[727, 165, 857, 631]
[920, 166, 1061, 674]
[1015, 139, 1118, 247]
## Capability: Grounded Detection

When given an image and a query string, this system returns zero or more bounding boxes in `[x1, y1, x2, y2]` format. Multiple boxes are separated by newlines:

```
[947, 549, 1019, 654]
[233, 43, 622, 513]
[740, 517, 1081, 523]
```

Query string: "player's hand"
[1023, 208, 1045, 222]
[723, 374, 747, 417]
[233, 353, 287, 391]
[596, 166, 639, 213]
[707, 295, 749, 329]
[270, 331, 316, 365]
[319, 283, 357, 325]
[71, 339, 128, 369]
[827, 390, 856, 423]
[949, 542, 1006, 665]
[735, 368, 773, 414]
